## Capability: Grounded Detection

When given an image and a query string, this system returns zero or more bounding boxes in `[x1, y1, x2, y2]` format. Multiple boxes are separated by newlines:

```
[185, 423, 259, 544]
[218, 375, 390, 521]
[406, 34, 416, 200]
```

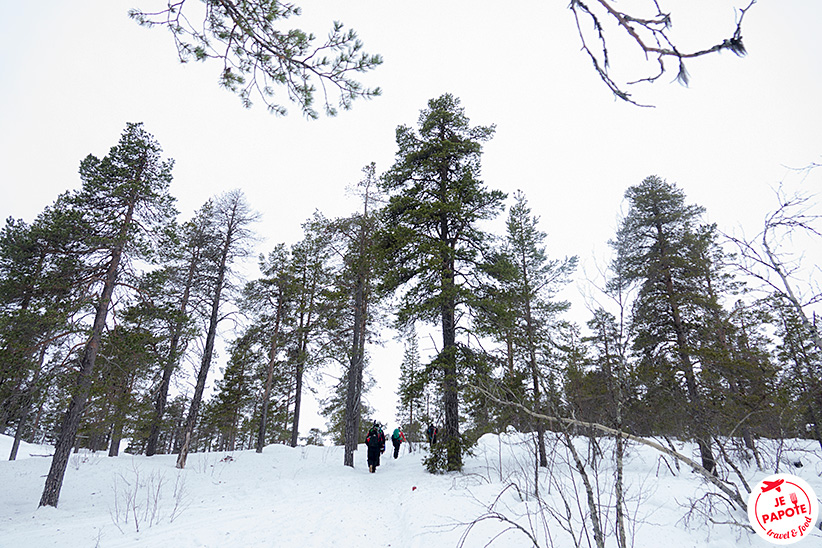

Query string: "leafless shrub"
[109, 461, 189, 533]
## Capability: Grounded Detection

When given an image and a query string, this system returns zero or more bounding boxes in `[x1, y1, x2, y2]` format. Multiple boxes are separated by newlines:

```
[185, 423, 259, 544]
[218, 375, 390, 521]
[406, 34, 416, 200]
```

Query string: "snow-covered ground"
[1, 432, 820, 547]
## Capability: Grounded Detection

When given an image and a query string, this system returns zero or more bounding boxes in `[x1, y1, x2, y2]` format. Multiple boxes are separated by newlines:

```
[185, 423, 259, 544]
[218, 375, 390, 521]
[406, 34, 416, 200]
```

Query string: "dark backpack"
[366, 428, 381, 449]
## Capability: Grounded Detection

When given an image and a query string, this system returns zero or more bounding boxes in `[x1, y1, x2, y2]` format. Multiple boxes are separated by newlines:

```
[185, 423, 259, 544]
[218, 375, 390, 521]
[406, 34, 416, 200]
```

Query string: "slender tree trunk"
[177, 232, 230, 469]
[613, 330, 628, 548]
[10, 411, 29, 461]
[256, 297, 283, 453]
[505, 335, 515, 377]
[441, 258, 460, 471]
[563, 427, 606, 548]
[147, 250, 197, 456]
[108, 421, 124, 457]
[524, 308, 547, 467]
[290, 356, 304, 447]
[39, 201, 135, 507]
[290, 268, 316, 448]
[656, 222, 716, 474]
[344, 273, 366, 466]
[518, 239, 547, 468]
[9, 345, 46, 461]
[108, 373, 134, 457]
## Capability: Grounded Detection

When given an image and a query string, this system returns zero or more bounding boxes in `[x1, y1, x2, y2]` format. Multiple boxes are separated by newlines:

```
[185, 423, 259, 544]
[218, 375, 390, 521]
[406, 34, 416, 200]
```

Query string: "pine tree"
[0, 207, 84, 457]
[177, 190, 259, 469]
[286, 213, 333, 448]
[130, 0, 382, 118]
[379, 94, 505, 471]
[500, 191, 576, 466]
[145, 205, 216, 456]
[211, 331, 258, 451]
[773, 298, 822, 450]
[39, 123, 177, 507]
[241, 243, 293, 452]
[568, 309, 622, 426]
[90, 312, 159, 457]
[395, 325, 427, 444]
[321, 164, 384, 467]
[611, 175, 720, 474]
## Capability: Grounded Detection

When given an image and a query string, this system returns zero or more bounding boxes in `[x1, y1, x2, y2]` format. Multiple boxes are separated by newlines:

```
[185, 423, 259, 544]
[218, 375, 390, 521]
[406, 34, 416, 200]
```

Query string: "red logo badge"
[748, 474, 819, 545]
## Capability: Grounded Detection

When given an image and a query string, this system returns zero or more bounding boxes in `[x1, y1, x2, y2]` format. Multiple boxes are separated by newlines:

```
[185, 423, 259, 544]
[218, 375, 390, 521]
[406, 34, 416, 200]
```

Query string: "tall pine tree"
[379, 94, 505, 471]
[499, 191, 576, 466]
[611, 175, 719, 474]
[177, 190, 258, 469]
[40, 123, 176, 507]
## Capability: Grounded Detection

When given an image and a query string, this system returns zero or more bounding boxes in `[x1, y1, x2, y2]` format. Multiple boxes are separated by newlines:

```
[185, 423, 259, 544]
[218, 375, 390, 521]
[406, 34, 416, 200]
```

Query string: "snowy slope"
[1, 432, 820, 547]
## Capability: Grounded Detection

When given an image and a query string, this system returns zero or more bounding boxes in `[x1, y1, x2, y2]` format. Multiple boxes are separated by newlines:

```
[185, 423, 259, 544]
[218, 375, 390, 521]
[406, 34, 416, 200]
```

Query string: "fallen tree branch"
[470, 383, 747, 509]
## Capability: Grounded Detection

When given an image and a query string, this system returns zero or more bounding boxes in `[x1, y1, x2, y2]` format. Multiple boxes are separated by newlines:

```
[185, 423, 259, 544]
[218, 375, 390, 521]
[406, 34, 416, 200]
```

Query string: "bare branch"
[470, 381, 747, 509]
[570, 0, 756, 104]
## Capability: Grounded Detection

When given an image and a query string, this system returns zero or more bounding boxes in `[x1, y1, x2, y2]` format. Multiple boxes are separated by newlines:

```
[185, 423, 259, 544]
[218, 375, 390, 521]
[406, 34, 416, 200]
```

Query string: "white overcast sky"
[1, 0, 821, 433]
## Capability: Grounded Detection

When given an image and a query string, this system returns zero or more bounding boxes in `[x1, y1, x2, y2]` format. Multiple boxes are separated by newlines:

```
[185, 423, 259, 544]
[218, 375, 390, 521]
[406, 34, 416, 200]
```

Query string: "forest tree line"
[1, 96, 820, 507]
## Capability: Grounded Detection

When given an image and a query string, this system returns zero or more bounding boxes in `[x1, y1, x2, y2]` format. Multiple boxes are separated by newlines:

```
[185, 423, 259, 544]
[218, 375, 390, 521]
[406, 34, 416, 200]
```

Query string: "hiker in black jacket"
[426, 424, 438, 446]
[365, 422, 385, 473]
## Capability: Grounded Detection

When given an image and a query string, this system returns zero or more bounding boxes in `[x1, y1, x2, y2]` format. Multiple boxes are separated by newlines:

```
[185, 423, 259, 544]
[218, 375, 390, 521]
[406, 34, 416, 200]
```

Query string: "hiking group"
[365, 421, 438, 473]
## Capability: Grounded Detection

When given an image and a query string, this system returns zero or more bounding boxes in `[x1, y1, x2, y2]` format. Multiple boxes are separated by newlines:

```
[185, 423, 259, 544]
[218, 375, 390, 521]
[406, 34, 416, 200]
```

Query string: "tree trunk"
[438, 188, 461, 470]
[563, 428, 606, 548]
[9, 345, 46, 461]
[108, 421, 124, 457]
[656, 222, 716, 475]
[524, 308, 547, 467]
[290, 266, 316, 448]
[147, 249, 198, 456]
[613, 335, 628, 548]
[290, 355, 304, 448]
[256, 296, 283, 453]
[441, 275, 460, 470]
[177, 228, 230, 469]
[39, 200, 135, 507]
[344, 272, 366, 467]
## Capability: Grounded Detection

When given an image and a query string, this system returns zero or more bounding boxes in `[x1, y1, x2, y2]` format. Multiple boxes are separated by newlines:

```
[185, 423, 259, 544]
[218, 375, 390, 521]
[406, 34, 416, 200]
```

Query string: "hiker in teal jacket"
[391, 427, 407, 459]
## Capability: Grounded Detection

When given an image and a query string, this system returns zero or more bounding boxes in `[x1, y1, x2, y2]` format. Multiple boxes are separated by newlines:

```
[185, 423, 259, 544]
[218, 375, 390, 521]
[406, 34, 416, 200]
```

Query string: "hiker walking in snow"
[365, 421, 385, 473]
[426, 424, 438, 446]
[391, 427, 407, 459]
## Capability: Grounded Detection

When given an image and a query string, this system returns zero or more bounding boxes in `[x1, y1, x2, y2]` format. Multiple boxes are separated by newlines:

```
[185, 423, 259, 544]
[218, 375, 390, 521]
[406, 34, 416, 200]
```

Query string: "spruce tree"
[379, 94, 505, 471]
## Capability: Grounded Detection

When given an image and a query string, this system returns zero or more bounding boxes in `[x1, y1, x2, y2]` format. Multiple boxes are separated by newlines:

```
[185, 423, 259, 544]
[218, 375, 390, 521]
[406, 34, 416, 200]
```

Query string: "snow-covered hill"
[1, 432, 819, 547]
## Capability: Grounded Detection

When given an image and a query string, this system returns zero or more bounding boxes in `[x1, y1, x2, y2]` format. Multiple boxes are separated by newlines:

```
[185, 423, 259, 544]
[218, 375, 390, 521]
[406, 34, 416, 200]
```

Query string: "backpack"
[392, 428, 401, 441]
[366, 428, 381, 449]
